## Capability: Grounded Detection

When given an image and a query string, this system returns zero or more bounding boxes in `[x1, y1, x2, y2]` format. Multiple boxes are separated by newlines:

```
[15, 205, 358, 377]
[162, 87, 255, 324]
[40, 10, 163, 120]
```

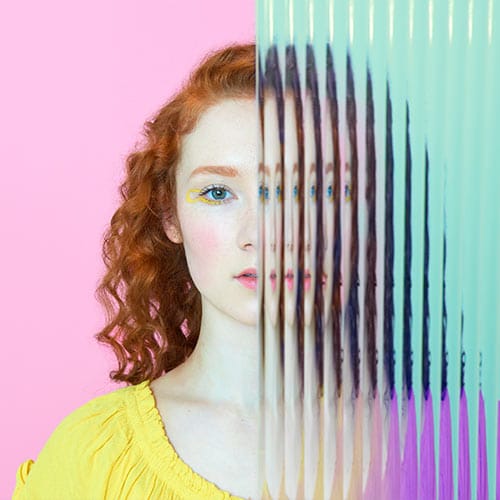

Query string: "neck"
[180, 299, 259, 412]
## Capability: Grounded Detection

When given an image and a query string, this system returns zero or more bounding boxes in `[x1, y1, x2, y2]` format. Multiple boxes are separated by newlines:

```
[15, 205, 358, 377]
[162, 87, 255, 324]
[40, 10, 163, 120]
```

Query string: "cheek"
[179, 215, 227, 283]
[183, 222, 220, 265]
[186, 224, 218, 250]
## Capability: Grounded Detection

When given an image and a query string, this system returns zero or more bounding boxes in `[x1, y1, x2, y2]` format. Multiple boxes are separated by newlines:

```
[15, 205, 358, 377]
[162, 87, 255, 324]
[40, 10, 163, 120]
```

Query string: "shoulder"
[13, 381, 241, 500]
[38, 382, 140, 454]
[13, 382, 150, 499]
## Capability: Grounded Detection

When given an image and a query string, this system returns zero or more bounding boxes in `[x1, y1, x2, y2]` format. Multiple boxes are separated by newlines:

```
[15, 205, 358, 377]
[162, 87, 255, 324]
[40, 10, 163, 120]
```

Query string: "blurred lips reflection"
[304, 270, 312, 292]
[269, 270, 277, 291]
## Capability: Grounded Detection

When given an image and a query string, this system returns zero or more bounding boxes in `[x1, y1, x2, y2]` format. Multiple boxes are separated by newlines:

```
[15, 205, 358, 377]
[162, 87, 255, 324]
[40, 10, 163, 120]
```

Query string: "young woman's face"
[167, 98, 258, 326]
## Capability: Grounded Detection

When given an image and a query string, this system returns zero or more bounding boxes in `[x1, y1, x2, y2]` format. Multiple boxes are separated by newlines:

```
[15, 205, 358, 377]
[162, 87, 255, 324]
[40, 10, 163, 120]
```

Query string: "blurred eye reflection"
[344, 183, 351, 202]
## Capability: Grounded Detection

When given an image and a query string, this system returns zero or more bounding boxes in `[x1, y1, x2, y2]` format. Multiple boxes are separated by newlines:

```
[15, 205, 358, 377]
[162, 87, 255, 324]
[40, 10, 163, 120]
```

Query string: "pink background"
[0, 1, 254, 496]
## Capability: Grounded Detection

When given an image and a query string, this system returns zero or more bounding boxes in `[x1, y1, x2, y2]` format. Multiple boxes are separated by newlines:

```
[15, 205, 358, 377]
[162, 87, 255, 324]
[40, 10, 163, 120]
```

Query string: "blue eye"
[293, 185, 298, 199]
[199, 185, 234, 204]
[276, 185, 282, 200]
[327, 185, 333, 199]
[264, 186, 270, 201]
[310, 185, 316, 198]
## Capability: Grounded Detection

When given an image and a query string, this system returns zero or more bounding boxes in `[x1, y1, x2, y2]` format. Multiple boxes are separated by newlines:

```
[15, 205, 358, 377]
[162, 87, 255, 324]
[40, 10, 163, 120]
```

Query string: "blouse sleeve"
[12, 391, 130, 500]
[13, 459, 34, 496]
[12, 382, 241, 500]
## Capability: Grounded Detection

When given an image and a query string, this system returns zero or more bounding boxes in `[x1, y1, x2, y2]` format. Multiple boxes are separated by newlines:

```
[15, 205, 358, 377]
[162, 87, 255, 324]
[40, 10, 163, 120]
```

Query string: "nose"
[237, 203, 258, 251]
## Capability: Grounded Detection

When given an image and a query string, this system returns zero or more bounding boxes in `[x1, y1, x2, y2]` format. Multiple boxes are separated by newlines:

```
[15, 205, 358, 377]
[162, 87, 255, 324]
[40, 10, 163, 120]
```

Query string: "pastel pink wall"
[0, 1, 254, 496]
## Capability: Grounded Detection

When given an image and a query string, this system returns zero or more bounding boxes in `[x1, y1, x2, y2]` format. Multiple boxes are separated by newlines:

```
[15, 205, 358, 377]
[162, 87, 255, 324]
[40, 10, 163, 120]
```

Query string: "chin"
[230, 304, 259, 327]
[239, 317, 258, 327]
[225, 314, 257, 327]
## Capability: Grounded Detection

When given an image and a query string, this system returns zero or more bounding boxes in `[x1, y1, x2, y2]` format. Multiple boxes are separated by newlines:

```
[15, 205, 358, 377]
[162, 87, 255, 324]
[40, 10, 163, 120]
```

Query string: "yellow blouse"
[13, 381, 244, 499]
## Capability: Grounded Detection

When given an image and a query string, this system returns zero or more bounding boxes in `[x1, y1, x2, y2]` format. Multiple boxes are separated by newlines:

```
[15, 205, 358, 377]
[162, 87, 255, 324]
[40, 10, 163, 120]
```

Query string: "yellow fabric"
[13, 381, 244, 500]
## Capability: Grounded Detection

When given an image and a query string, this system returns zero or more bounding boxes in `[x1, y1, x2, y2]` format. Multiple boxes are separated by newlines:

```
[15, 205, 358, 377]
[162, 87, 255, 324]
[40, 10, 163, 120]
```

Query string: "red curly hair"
[96, 44, 256, 385]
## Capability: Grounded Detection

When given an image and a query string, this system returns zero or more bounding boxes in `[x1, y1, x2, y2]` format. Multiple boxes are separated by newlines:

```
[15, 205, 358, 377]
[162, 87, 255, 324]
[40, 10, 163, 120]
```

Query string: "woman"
[14, 44, 258, 500]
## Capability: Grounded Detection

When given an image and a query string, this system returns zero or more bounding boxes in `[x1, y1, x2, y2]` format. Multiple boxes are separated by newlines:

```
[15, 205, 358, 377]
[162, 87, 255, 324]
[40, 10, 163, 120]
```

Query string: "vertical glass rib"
[257, 1, 499, 497]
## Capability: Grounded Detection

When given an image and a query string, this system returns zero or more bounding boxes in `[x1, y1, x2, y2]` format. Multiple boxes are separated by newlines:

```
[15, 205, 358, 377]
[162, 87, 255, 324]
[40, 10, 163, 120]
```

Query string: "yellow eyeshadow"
[186, 188, 223, 205]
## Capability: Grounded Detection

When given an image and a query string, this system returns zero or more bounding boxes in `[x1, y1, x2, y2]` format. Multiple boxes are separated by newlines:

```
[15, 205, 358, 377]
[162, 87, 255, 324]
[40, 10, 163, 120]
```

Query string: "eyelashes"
[186, 184, 235, 205]
[190, 181, 331, 205]
[199, 184, 234, 204]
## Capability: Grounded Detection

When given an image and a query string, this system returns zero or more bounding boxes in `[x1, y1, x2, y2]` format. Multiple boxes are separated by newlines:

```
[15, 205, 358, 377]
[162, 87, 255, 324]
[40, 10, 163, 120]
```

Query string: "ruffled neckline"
[127, 380, 240, 499]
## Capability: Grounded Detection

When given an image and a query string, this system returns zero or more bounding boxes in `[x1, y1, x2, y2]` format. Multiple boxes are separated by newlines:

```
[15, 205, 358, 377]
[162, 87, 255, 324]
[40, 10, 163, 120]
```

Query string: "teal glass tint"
[257, 0, 500, 498]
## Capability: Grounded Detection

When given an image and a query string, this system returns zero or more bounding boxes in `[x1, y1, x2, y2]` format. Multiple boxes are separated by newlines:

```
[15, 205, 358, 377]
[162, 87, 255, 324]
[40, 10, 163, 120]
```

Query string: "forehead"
[177, 98, 257, 181]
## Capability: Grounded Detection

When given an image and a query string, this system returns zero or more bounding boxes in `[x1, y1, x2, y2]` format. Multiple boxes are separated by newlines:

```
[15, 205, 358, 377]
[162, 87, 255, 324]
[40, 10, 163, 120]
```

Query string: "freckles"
[182, 224, 218, 284]
[179, 205, 237, 267]
[184, 217, 231, 267]
[187, 223, 219, 252]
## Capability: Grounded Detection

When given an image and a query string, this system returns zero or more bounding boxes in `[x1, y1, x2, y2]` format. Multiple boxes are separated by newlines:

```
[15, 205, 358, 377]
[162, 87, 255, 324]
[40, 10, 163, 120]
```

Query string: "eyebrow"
[325, 162, 334, 174]
[189, 166, 239, 179]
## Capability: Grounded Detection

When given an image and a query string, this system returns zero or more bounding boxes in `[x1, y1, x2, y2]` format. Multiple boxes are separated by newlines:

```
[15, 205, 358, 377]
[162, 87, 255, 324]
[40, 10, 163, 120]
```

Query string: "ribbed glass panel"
[256, 1, 500, 498]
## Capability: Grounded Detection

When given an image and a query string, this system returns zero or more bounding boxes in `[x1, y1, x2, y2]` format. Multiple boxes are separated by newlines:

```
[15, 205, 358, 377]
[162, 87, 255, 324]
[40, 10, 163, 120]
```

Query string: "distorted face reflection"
[341, 159, 352, 306]
[323, 160, 334, 324]
[283, 92, 299, 326]
[303, 94, 317, 327]
[263, 92, 282, 326]
[166, 98, 258, 327]
[323, 103, 335, 324]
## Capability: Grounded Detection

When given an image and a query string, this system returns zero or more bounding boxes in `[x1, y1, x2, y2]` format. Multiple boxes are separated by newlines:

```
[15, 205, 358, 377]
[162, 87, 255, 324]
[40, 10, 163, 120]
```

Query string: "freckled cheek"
[187, 220, 217, 246]
[179, 217, 227, 281]
[178, 203, 236, 255]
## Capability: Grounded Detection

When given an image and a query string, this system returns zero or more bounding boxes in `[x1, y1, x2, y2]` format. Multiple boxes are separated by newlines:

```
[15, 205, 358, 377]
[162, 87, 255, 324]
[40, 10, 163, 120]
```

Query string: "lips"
[235, 268, 257, 291]
[285, 269, 294, 290]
